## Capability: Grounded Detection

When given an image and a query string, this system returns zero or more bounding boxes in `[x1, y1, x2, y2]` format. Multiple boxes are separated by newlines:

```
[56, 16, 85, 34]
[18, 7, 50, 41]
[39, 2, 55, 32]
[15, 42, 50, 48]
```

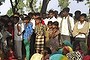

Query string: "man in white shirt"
[14, 16, 23, 60]
[44, 10, 57, 25]
[59, 7, 74, 45]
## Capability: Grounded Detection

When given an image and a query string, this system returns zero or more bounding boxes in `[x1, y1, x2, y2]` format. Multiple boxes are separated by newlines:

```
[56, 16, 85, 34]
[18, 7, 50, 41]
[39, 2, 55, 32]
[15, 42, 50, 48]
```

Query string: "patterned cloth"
[66, 51, 82, 60]
[35, 24, 46, 53]
[23, 23, 33, 40]
[35, 36, 45, 53]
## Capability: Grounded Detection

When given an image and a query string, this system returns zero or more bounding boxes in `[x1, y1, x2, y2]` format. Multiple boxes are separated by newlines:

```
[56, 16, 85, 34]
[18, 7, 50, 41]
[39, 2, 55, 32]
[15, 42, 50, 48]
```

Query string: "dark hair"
[52, 21, 59, 26]
[48, 10, 54, 14]
[63, 7, 70, 13]
[35, 17, 42, 21]
[13, 16, 19, 21]
[47, 21, 53, 25]
[75, 10, 81, 15]
[69, 13, 73, 17]
[44, 47, 52, 54]
[35, 12, 40, 16]
[23, 16, 31, 21]
[28, 12, 33, 18]
[80, 13, 87, 18]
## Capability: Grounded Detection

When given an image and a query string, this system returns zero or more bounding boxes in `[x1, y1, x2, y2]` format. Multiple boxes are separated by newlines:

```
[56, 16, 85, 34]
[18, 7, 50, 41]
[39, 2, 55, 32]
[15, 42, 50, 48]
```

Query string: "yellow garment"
[62, 55, 68, 60]
[89, 22, 90, 29]
[30, 53, 43, 60]
[68, 46, 73, 52]
[72, 21, 89, 37]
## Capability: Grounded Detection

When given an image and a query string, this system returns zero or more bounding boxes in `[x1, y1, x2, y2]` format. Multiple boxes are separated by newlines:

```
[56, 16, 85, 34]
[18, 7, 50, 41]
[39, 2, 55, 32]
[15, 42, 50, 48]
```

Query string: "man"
[23, 17, 33, 60]
[59, 7, 74, 45]
[14, 16, 23, 60]
[72, 14, 89, 54]
[44, 10, 57, 25]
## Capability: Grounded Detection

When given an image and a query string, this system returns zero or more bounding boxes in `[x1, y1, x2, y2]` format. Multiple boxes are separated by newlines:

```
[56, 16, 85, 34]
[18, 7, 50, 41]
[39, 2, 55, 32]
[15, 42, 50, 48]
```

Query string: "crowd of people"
[0, 7, 90, 60]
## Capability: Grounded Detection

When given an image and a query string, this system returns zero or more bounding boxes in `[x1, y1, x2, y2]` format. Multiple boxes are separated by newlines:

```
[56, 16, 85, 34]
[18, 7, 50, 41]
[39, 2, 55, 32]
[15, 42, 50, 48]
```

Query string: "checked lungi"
[35, 35, 45, 54]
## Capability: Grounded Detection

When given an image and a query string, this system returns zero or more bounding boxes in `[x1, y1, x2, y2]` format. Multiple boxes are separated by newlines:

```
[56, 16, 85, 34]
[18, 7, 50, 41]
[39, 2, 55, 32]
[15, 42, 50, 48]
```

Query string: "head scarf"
[63, 40, 73, 48]
[63, 46, 73, 53]
[50, 54, 68, 60]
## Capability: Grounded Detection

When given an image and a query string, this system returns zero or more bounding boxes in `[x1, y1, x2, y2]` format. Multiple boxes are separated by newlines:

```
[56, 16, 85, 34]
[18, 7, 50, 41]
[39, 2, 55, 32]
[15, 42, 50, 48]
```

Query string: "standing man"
[23, 17, 33, 60]
[14, 16, 23, 60]
[59, 7, 74, 45]
[72, 14, 89, 55]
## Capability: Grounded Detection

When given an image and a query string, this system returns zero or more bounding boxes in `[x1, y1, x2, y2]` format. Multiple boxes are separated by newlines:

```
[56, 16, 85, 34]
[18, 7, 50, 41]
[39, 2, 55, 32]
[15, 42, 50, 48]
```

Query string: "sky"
[0, 0, 89, 15]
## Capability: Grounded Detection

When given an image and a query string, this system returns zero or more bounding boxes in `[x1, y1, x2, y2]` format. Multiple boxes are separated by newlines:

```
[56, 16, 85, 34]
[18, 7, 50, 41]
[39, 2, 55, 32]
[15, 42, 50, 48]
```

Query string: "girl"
[35, 17, 46, 54]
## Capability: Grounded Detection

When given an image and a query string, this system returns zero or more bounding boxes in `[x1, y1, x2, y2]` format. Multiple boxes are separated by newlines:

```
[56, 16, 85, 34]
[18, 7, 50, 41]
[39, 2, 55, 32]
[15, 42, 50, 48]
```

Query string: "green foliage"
[0, 0, 5, 2]
[0, 0, 5, 5]
[37, 1, 42, 12]
[7, 8, 13, 16]
[85, 0, 90, 8]
[17, 0, 25, 14]
[26, 0, 37, 12]
[58, 0, 70, 10]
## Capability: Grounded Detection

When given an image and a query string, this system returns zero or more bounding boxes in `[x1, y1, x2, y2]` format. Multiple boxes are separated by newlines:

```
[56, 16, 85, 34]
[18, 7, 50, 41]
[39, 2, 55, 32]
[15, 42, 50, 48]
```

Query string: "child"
[23, 17, 33, 60]
[48, 21, 60, 53]
[35, 17, 46, 54]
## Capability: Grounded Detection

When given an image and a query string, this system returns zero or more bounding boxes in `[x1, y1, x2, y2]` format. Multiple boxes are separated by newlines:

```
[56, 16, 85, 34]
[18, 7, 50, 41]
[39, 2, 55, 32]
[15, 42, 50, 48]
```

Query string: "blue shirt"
[23, 23, 33, 40]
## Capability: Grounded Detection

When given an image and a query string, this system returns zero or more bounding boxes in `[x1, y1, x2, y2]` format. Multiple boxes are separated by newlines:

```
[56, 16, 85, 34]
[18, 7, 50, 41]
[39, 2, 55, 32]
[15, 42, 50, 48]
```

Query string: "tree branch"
[29, 0, 35, 12]
[10, 0, 15, 14]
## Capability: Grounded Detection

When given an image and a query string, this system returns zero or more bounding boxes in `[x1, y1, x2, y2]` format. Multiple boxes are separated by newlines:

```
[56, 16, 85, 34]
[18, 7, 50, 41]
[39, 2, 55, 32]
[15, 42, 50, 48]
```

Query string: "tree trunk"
[29, 0, 35, 12]
[40, 0, 50, 13]
[10, 0, 19, 14]
[10, 0, 15, 14]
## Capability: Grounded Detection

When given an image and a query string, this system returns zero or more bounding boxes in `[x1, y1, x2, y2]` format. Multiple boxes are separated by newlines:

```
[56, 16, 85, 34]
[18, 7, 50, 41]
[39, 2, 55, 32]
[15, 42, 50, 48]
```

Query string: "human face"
[35, 19, 41, 25]
[48, 24, 52, 29]
[79, 16, 85, 23]
[24, 19, 29, 24]
[49, 13, 54, 18]
[62, 11, 68, 17]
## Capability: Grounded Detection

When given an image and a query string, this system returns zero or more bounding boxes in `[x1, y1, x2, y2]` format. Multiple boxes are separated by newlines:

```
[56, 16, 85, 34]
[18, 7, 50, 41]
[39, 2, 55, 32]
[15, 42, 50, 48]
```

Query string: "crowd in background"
[0, 7, 90, 60]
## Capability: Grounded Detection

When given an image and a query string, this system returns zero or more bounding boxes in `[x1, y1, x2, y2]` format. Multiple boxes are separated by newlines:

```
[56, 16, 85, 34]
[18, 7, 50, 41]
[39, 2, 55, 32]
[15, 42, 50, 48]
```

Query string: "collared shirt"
[44, 18, 49, 25]
[89, 22, 90, 29]
[60, 16, 74, 36]
[23, 22, 33, 40]
[14, 23, 23, 41]
[76, 21, 86, 38]
[49, 17, 57, 22]
[57, 17, 62, 27]
[30, 19, 35, 29]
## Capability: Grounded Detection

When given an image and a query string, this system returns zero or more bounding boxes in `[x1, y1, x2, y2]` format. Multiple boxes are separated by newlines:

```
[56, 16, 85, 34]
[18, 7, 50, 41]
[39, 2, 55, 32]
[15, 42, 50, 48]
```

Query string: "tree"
[85, 0, 90, 14]
[25, 0, 37, 12]
[0, 0, 5, 5]
[40, 0, 50, 13]
[9, 0, 25, 14]
[7, 0, 51, 15]
[58, 0, 70, 10]
[7, 0, 25, 16]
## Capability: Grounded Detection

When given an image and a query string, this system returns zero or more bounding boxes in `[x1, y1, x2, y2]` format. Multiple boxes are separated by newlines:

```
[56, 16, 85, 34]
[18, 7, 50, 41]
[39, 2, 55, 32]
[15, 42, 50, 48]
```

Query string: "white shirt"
[14, 23, 23, 41]
[57, 17, 62, 27]
[76, 21, 86, 38]
[0, 32, 3, 39]
[44, 18, 50, 25]
[89, 22, 90, 29]
[49, 17, 57, 22]
[30, 19, 35, 29]
[60, 16, 74, 36]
